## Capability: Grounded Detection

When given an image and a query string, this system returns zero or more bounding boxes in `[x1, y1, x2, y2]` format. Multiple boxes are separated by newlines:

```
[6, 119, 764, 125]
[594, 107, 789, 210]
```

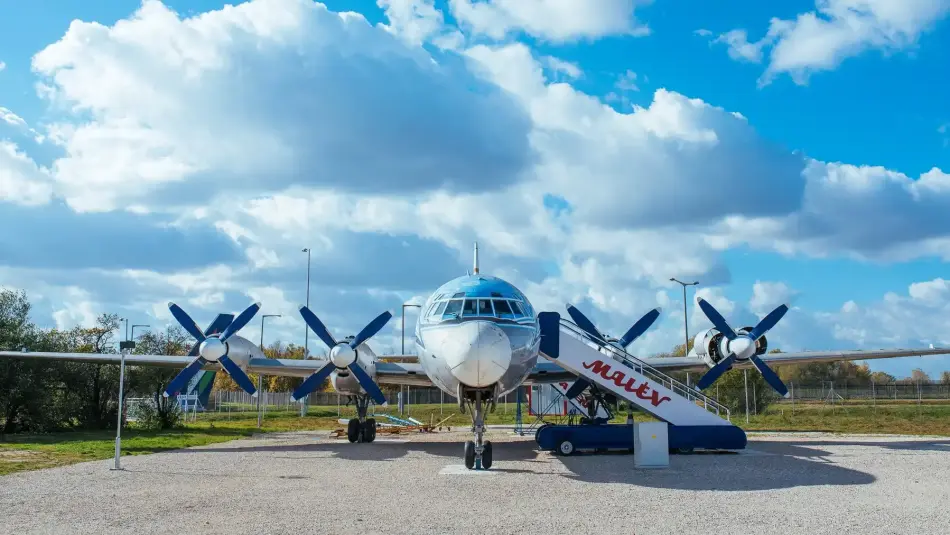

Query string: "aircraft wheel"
[363, 419, 377, 443]
[464, 441, 475, 469]
[347, 419, 361, 443]
[482, 441, 493, 469]
[557, 439, 575, 456]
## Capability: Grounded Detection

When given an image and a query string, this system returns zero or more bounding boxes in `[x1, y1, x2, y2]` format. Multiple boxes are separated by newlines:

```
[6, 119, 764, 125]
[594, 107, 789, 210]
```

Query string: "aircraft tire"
[363, 419, 377, 443]
[482, 441, 493, 469]
[464, 441, 475, 469]
[347, 419, 361, 443]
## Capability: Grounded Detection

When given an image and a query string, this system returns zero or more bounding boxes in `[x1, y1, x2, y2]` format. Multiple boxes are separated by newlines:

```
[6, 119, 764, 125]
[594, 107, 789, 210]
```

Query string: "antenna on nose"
[473, 241, 479, 274]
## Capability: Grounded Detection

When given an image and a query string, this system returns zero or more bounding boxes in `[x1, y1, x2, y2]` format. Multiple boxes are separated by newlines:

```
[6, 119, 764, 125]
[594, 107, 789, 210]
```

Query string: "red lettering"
[581, 359, 672, 407]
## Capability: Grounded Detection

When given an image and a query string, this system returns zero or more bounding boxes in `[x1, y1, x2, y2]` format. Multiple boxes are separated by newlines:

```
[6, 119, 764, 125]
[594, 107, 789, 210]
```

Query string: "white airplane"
[2, 243, 948, 470]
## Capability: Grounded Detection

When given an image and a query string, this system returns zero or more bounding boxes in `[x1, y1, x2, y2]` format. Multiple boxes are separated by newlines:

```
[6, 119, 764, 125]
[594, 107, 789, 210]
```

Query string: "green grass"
[741, 400, 950, 436]
[3, 400, 949, 477]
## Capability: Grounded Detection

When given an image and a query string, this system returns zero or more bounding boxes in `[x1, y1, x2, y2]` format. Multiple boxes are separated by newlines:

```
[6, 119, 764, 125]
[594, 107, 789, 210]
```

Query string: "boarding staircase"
[538, 312, 734, 427]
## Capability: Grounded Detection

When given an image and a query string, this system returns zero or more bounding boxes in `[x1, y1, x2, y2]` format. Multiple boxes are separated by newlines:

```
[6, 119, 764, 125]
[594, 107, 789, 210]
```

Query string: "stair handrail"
[557, 318, 731, 421]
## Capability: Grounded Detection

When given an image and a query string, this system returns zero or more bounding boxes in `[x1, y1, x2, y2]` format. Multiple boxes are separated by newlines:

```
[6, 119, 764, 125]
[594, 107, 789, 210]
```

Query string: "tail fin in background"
[183, 313, 235, 408]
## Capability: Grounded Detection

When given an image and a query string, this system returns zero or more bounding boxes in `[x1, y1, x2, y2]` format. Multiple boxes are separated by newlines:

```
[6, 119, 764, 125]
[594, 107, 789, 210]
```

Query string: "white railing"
[558, 319, 731, 421]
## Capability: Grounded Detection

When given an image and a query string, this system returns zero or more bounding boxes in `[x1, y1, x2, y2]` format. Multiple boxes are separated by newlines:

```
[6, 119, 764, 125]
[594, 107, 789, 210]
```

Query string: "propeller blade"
[163, 358, 207, 397]
[696, 298, 737, 340]
[695, 353, 736, 390]
[564, 379, 590, 400]
[748, 303, 789, 340]
[617, 307, 662, 348]
[168, 302, 207, 342]
[220, 302, 262, 341]
[348, 362, 388, 406]
[291, 361, 336, 402]
[566, 304, 603, 342]
[749, 354, 790, 398]
[299, 306, 338, 348]
[218, 355, 258, 397]
[350, 311, 393, 348]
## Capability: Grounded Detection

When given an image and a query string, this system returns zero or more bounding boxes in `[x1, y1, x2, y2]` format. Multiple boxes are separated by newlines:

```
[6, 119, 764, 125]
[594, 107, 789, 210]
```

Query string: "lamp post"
[400, 303, 422, 415]
[259, 314, 282, 350]
[258, 314, 281, 428]
[301, 248, 311, 357]
[669, 278, 699, 357]
[119, 317, 129, 341]
[400, 303, 422, 354]
[131, 324, 149, 342]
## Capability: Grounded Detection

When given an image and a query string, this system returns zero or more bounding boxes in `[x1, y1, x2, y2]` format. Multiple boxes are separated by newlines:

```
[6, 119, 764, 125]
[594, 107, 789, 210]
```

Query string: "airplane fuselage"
[414, 274, 540, 400]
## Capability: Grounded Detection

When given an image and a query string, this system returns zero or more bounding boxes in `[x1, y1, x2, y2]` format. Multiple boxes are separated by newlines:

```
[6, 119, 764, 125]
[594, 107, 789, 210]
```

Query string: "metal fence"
[778, 381, 950, 402]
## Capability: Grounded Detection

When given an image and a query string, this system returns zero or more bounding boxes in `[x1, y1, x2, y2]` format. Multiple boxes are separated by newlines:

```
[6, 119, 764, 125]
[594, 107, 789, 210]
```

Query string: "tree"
[870, 371, 896, 384]
[941, 371, 950, 385]
[910, 368, 931, 382]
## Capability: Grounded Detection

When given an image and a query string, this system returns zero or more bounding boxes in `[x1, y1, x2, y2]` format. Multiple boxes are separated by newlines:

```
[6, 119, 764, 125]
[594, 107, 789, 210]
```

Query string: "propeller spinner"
[290, 306, 391, 405]
[562, 304, 662, 399]
[163, 301, 262, 398]
[693, 297, 790, 397]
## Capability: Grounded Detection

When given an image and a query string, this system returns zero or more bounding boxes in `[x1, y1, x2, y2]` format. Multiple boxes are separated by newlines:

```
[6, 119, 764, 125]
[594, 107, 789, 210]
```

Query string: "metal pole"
[670, 278, 698, 355]
[744, 369, 749, 424]
[112, 347, 129, 471]
[401, 307, 405, 354]
[257, 375, 263, 428]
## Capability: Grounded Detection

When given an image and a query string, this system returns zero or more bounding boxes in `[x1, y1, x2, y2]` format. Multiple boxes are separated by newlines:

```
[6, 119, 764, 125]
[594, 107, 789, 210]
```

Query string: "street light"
[131, 324, 150, 342]
[302, 248, 312, 358]
[670, 278, 699, 357]
[260, 314, 282, 350]
[400, 303, 422, 417]
[258, 314, 281, 428]
[119, 317, 129, 341]
[401, 303, 422, 354]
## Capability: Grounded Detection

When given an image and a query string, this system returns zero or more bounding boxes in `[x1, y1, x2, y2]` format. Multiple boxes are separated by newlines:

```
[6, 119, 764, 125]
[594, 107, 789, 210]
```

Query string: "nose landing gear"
[461, 389, 494, 470]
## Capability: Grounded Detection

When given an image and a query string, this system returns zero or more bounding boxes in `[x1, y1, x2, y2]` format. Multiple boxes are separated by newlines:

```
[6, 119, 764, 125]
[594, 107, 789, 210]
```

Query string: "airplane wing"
[640, 346, 950, 373]
[0, 351, 436, 386]
[0, 351, 197, 368]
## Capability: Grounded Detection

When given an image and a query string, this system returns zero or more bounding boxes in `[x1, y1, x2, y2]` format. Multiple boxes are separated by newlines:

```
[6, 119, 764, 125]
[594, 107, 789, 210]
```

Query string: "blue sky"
[1, 0, 949, 379]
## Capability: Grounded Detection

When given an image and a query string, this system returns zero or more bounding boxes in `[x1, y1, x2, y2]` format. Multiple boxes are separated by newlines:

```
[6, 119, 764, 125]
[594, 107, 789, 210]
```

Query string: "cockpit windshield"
[428, 297, 531, 322]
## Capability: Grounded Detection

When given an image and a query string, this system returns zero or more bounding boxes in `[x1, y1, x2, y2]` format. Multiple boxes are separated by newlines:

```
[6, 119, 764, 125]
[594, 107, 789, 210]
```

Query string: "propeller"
[562, 304, 662, 399]
[693, 297, 790, 397]
[163, 302, 262, 398]
[291, 306, 391, 405]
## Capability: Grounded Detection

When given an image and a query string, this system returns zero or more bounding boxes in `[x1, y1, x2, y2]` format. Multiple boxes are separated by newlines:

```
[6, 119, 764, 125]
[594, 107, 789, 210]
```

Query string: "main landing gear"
[346, 394, 377, 443]
[458, 388, 494, 470]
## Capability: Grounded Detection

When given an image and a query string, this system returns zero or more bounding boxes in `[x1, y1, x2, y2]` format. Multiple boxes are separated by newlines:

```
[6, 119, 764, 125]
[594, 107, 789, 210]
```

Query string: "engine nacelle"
[330, 340, 378, 396]
[692, 328, 725, 368]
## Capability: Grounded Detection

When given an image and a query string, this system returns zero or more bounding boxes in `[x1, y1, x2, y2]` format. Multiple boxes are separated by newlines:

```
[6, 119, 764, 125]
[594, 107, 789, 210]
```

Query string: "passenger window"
[462, 299, 477, 316]
[442, 300, 463, 318]
[509, 301, 524, 318]
[493, 299, 513, 318]
[477, 299, 493, 316]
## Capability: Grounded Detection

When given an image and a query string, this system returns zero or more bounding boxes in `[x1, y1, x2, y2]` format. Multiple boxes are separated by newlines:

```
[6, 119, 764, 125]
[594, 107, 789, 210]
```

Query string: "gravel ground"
[2, 429, 948, 535]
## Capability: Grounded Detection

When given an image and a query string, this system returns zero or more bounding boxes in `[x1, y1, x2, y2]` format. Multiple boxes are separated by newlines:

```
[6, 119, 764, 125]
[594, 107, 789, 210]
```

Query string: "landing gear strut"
[346, 393, 376, 443]
[462, 389, 493, 470]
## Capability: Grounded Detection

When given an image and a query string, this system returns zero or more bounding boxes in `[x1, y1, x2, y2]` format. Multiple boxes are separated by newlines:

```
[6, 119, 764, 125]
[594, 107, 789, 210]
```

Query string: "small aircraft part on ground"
[330, 414, 456, 440]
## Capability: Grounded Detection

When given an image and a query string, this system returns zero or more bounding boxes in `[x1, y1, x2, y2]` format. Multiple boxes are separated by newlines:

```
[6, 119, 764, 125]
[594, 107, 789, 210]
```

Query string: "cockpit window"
[509, 300, 525, 318]
[431, 301, 447, 317]
[477, 299, 493, 316]
[462, 299, 477, 316]
[493, 299, 514, 318]
[442, 299, 463, 318]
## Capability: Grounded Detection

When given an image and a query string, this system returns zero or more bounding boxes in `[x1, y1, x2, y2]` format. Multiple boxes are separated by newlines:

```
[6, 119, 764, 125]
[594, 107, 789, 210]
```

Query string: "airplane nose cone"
[441, 321, 511, 388]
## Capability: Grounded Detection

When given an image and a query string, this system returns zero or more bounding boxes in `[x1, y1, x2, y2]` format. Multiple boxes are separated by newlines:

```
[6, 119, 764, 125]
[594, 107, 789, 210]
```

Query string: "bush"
[130, 396, 184, 430]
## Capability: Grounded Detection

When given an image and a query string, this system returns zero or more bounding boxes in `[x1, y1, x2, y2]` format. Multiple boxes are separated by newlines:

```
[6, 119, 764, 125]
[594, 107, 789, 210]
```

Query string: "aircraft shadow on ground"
[165, 434, 887, 491]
